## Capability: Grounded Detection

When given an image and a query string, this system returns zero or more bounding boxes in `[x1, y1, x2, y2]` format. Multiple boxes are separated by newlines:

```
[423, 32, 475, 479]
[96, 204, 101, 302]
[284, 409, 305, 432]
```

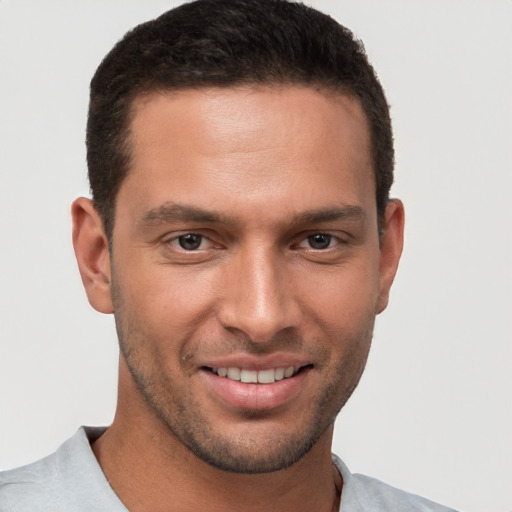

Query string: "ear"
[377, 199, 405, 314]
[71, 197, 114, 314]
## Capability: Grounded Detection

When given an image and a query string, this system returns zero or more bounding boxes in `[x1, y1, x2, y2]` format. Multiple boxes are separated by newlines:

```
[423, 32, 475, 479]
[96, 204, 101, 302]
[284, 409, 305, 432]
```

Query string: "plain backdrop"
[1, 2, 511, 511]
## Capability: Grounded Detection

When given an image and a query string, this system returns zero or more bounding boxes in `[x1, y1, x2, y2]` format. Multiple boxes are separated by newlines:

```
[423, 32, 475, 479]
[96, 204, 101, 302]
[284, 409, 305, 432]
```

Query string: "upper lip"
[198, 353, 312, 372]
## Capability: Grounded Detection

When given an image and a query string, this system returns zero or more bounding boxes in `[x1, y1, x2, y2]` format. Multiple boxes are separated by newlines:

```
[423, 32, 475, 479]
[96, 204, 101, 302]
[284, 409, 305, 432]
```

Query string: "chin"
[172, 421, 329, 474]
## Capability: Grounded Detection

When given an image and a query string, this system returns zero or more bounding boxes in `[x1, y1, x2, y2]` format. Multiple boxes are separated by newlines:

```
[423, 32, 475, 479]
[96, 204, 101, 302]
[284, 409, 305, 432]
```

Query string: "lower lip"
[201, 368, 310, 411]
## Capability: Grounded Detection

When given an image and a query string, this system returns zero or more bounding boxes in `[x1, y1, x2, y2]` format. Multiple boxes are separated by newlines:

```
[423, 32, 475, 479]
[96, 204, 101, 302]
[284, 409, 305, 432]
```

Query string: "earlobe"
[71, 197, 114, 314]
[377, 199, 405, 314]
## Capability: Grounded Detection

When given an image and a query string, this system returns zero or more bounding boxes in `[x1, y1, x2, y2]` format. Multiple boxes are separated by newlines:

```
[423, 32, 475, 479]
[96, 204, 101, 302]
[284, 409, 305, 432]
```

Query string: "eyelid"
[293, 231, 347, 250]
[164, 231, 220, 251]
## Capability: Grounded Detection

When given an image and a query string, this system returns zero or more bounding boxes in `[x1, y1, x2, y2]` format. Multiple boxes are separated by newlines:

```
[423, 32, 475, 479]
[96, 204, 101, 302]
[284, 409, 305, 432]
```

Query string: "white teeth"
[240, 369, 258, 383]
[227, 367, 241, 380]
[274, 368, 285, 381]
[257, 369, 275, 384]
[215, 366, 298, 383]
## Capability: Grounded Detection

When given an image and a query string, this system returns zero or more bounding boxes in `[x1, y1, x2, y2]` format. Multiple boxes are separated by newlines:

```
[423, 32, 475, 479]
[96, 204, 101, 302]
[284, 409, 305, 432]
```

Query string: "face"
[92, 86, 401, 473]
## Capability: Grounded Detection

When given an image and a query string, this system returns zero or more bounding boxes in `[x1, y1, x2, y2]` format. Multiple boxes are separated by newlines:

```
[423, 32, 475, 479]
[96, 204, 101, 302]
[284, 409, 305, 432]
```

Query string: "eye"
[160, 231, 224, 263]
[302, 233, 335, 250]
[175, 233, 206, 250]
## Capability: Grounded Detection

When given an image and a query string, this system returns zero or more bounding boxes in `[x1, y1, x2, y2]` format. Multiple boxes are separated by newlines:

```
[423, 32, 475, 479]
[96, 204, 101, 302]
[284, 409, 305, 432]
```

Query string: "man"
[0, 1, 458, 510]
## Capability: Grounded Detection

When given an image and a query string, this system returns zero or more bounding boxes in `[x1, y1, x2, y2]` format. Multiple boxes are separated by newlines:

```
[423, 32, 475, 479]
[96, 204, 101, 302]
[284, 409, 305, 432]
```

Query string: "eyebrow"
[138, 203, 230, 227]
[293, 205, 366, 225]
[138, 202, 366, 228]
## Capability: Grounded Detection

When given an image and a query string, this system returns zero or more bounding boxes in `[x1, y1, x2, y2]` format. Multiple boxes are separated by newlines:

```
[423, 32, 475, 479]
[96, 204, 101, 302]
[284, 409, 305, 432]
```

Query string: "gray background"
[1, 2, 511, 511]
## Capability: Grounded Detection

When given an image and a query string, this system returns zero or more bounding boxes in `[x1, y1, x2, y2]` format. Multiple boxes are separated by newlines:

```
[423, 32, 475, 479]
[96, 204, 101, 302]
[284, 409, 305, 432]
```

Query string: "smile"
[201, 364, 312, 410]
[210, 366, 298, 384]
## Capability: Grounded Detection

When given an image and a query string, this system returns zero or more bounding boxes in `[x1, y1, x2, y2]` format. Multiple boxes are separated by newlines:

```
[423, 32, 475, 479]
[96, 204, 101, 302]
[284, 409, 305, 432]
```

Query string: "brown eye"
[178, 234, 203, 250]
[307, 234, 332, 249]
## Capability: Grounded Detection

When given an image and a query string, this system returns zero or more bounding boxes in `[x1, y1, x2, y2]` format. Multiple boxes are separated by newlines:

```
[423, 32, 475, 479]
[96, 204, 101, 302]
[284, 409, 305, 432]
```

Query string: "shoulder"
[0, 427, 120, 512]
[0, 448, 63, 511]
[332, 455, 460, 512]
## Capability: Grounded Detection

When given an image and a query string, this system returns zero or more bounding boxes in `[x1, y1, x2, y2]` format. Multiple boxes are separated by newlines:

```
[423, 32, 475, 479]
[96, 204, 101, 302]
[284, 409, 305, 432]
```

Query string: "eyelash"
[166, 233, 217, 251]
[165, 232, 345, 252]
[296, 233, 342, 250]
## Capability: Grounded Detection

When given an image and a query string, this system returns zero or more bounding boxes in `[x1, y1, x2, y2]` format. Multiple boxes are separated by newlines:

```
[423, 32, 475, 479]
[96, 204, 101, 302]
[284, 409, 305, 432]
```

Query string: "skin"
[72, 86, 404, 512]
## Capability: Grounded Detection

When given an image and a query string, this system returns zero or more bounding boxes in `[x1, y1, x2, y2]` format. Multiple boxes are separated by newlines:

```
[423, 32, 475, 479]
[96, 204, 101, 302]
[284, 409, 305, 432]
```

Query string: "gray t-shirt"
[0, 427, 459, 511]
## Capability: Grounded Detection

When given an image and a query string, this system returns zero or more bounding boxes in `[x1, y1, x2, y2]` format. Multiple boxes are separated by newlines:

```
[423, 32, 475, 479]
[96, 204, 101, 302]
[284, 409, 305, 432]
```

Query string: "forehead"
[120, 86, 375, 224]
[129, 85, 370, 161]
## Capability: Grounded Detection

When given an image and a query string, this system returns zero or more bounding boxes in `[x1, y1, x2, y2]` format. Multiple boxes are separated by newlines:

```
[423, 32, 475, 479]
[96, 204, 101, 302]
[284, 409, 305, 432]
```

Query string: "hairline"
[102, 80, 379, 242]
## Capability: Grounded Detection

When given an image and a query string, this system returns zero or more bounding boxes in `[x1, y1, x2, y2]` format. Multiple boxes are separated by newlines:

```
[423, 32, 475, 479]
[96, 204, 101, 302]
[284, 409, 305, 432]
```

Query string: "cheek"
[113, 259, 220, 341]
[299, 259, 381, 327]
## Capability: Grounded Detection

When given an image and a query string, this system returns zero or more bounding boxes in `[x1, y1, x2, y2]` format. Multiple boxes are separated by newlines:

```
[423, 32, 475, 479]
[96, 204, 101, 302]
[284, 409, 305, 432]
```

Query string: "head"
[86, 0, 394, 241]
[74, 0, 404, 475]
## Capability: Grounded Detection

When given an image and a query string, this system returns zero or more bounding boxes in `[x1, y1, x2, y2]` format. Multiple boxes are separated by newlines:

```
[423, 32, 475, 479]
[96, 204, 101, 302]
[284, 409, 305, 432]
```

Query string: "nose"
[217, 245, 301, 343]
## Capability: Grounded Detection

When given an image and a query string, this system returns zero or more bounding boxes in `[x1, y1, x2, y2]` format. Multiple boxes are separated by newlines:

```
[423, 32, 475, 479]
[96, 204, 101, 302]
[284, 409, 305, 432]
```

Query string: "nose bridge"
[219, 242, 299, 342]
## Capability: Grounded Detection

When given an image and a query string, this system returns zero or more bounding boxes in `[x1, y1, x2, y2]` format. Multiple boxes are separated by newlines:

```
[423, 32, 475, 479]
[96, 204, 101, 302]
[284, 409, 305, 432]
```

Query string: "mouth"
[200, 362, 313, 410]
[203, 365, 312, 384]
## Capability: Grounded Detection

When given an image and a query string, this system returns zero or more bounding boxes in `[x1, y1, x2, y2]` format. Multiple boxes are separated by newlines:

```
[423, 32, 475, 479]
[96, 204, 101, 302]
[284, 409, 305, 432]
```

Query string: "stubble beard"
[112, 288, 374, 474]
